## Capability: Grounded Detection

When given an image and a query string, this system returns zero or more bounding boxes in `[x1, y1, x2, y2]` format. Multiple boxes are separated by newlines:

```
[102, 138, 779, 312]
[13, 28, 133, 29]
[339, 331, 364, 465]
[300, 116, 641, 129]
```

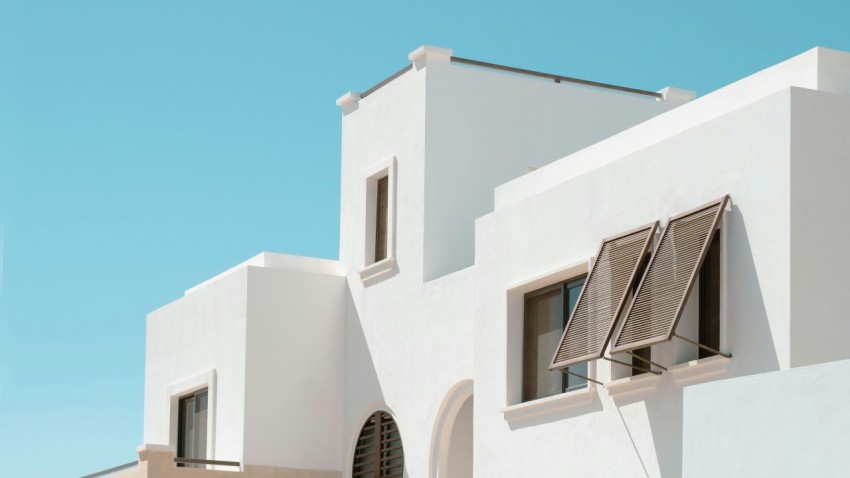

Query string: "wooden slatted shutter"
[353, 411, 404, 478]
[611, 196, 729, 353]
[375, 176, 389, 262]
[549, 222, 658, 371]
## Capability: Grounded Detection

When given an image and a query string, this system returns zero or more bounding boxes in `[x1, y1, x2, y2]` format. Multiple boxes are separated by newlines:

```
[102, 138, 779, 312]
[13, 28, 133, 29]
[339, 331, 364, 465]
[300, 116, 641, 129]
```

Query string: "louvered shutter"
[549, 222, 658, 371]
[353, 411, 404, 478]
[611, 196, 729, 353]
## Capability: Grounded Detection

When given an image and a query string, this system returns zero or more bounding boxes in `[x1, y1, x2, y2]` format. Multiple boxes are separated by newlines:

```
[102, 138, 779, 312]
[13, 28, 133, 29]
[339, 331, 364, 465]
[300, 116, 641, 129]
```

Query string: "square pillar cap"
[409, 45, 453, 69]
[657, 86, 696, 103]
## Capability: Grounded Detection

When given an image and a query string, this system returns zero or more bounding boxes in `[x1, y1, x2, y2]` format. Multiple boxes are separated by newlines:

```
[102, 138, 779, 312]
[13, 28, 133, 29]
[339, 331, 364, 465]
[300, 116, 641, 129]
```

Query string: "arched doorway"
[430, 380, 474, 478]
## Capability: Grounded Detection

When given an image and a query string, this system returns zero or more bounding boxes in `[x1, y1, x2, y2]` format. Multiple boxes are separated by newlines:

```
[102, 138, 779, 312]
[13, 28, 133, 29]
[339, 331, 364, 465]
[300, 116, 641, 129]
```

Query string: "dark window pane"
[177, 389, 208, 467]
[523, 286, 563, 401]
[375, 176, 389, 262]
[195, 392, 208, 460]
[631, 347, 651, 376]
[699, 233, 721, 358]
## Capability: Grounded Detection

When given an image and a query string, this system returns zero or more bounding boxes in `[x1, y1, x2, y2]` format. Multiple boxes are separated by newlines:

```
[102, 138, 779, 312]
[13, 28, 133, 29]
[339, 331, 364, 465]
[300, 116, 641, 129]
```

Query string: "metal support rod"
[174, 457, 241, 467]
[603, 356, 660, 375]
[626, 351, 668, 371]
[559, 368, 603, 386]
[673, 334, 732, 358]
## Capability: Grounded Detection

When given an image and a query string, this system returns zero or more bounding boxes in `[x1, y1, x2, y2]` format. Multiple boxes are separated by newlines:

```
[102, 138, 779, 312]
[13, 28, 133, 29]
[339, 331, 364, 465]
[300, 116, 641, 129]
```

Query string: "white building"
[97, 45, 850, 478]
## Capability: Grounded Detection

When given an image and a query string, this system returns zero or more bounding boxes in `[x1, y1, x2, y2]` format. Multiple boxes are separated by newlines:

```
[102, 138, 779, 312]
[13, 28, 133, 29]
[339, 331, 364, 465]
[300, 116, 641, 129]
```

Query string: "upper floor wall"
[337, 46, 695, 284]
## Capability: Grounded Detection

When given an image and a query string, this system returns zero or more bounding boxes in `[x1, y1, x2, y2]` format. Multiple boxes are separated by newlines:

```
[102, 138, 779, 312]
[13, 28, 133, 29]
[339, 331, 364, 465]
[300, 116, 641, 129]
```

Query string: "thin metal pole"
[603, 356, 660, 375]
[626, 351, 668, 371]
[673, 334, 732, 358]
[560, 369, 603, 386]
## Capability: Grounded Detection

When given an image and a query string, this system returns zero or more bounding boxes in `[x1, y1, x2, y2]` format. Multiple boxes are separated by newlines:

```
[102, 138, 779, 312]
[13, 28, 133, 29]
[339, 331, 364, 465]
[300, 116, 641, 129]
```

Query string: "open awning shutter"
[610, 195, 729, 353]
[549, 222, 658, 371]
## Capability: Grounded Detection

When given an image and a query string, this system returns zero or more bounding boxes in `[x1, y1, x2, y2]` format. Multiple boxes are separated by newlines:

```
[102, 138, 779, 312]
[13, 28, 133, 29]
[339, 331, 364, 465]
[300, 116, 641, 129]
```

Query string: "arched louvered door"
[353, 411, 404, 478]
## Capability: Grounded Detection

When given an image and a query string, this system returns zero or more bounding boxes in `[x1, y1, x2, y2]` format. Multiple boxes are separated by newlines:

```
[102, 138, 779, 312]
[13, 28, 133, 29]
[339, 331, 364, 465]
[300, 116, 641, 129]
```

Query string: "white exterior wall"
[790, 86, 850, 368]
[144, 267, 249, 463]
[683, 358, 850, 477]
[139, 46, 850, 478]
[242, 264, 345, 471]
[144, 253, 344, 471]
[336, 46, 692, 477]
[422, 51, 691, 281]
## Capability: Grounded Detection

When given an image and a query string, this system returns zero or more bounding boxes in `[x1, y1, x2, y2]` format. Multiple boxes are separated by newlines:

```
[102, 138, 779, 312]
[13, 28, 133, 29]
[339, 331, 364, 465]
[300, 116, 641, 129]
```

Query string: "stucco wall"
[144, 267, 249, 463]
[683, 358, 850, 477]
[422, 53, 691, 281]
[789, 87, 850, 368]
[242, 265, 346, 471]
[473, 87, 794, 477]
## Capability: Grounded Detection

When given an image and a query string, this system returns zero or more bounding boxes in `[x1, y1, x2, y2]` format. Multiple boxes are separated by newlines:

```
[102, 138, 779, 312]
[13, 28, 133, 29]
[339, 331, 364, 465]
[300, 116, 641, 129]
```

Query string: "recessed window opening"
[177, 388, 208, 468]
[375, 175, 389, 263]
[353, 411, 404, 478]
[523, 276, 586, 402]
[699, 231, 721, 359]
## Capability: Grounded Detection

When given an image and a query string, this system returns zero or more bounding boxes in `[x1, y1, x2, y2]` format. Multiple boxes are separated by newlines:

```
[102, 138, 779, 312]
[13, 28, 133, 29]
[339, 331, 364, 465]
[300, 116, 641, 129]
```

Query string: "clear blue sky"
[1, 1, 848, 476]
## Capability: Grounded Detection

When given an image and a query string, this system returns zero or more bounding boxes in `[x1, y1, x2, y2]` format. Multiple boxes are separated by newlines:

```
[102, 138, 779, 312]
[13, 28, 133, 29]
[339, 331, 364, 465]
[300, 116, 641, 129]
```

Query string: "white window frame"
[168, 369, 216, 463]
[504, 258, 595, 409]
[360, 156, 397, 284]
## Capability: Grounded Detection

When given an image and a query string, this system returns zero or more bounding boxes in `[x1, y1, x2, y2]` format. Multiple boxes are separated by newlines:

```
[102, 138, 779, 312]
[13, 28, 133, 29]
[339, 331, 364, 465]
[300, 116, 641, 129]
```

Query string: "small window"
[353, 411, 404, 478]
[375, 176, 389, 262]
[177, 388, 208, 467]
[522, 276, 586, 402]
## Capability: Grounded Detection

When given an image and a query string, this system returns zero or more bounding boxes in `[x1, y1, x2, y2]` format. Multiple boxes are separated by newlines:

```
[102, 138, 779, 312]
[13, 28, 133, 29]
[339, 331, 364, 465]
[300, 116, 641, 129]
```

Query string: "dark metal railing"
[80, 461, 137, 478]
[356, 54, 663, 101]
[360, 64, 413, 99]
[451, 56, 663, 99]
[174, 457, 241, 468]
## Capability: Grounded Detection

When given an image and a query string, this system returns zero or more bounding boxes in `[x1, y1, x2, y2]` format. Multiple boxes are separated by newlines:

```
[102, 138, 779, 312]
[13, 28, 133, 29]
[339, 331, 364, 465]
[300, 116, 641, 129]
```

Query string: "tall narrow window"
[523, 276, 586, 402]
[178, 388, 208, 467]
[699, 232, 721, 358]
[375, 176, 389, 262]
[353, 411, 404, 478]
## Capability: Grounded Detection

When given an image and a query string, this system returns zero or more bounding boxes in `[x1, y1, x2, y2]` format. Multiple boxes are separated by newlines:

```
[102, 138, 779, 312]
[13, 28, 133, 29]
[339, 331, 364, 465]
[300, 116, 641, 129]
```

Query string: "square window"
[522, 276, 587, 402]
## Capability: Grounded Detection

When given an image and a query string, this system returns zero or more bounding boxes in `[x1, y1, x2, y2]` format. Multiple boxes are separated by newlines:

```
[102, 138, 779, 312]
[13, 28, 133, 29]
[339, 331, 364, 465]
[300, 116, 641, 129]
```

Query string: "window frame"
[177, 388, 209, 466]
[360, 156, 397, 284]
[521, 274, 588, 403]
[168, 369, 216, 463]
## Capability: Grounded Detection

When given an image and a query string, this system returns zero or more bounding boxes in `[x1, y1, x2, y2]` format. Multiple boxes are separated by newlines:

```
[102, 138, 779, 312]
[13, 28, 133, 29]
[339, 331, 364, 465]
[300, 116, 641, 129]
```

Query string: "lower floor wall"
[683, 358, 850, 477]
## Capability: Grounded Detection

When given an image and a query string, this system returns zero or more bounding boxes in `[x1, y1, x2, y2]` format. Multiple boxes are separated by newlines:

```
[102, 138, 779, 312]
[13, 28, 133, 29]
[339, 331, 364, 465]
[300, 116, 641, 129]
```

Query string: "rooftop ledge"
[337, 45, 684, 113]
[183, 252, 342, 296]
[493, 46, 850, 210]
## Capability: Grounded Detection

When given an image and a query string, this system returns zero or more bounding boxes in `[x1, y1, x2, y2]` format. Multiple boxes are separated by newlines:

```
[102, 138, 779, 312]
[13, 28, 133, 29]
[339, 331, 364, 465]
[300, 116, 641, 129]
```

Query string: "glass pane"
[523, 287, 563, 401]
[179, 396, 195, 458]
[195, 392, 208, 460]
[564, 277, 587, 391]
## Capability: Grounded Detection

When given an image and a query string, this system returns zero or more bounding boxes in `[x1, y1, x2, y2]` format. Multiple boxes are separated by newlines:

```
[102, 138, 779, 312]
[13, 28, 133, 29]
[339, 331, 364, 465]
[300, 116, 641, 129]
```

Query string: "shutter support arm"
[673, 333, 732, 358]
[626, 350, 668, 371]
[603, 356, 661, 375]
[559, 368, 603, 386]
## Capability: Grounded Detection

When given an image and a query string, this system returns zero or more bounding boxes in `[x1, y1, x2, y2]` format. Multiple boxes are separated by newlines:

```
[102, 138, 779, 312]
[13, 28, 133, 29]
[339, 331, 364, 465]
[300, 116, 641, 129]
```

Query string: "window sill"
[501, 387, 596, 423]
[605, 372, 660, 395]
[359, 257, 396, 285]
[668, 354, 731, 384]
